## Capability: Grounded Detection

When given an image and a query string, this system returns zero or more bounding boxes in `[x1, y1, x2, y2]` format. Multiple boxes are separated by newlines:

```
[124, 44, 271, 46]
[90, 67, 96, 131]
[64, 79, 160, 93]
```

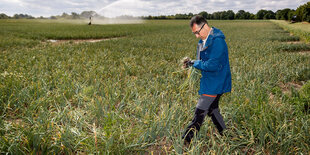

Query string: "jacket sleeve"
[193, 38, 226, 72]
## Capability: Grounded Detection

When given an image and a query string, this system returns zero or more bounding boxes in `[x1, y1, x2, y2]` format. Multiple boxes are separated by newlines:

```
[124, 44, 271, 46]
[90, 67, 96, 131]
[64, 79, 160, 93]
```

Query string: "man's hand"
[187, 60, 195, 67]
[182, 57, 195, 69]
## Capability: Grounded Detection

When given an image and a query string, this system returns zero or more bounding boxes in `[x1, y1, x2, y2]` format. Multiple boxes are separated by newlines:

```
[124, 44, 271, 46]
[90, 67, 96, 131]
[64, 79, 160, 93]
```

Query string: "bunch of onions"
[179, 57, 200, 91]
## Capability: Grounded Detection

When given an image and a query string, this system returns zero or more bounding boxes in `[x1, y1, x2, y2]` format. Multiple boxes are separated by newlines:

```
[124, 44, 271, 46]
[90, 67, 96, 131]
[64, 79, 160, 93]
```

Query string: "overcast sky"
[0, 0, 308, 18]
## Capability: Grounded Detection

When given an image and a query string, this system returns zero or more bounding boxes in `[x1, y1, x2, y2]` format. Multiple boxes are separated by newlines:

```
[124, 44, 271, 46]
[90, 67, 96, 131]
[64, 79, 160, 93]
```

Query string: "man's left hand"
[182, 57, 195, 69]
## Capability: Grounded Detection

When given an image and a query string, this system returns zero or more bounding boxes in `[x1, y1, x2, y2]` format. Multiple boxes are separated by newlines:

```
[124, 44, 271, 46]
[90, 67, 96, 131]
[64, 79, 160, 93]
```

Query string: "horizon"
[0, 0, 308, 18]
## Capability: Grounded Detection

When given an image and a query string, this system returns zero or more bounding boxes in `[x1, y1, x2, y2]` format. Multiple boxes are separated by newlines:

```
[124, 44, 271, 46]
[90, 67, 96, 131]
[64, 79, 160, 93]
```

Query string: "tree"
[212, 11, 221, 19]
[275, 8, 291, 20]
[199, 11, 209, 19]
[220, 11, 228, 20]
[13, 14, 20, 19]
[295, 2, 310, 22]
[256, 9, 269, 19]
[174, 13, 192, 19]
[226, 10, 235, 20]
[250, 13, 256, 19]
[80, 11, 98, 19]
[0, 13, 9, 19]
[71, 12, 80, 19]
[188, 12, 194, 18]
[287, 10, 296, 21]
[13, 14, 34, 19]
[263, 10, 276, 19]
[275, 10, 281, 19]
[61, 12, 69, 19]
[235, 10, 251, 19]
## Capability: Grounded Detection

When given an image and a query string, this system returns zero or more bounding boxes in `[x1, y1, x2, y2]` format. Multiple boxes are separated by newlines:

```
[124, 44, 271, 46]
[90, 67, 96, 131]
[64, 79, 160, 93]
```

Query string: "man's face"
[191, 23, 207, 39]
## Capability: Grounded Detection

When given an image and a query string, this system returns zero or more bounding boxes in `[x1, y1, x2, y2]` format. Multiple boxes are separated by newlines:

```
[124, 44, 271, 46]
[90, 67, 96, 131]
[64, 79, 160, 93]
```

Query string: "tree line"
[0, 11, 100, 20]
[143, 2, 309, 22]
[0, 13, 35, 19]
[0, 11, 137, 20]
[0, 2, 309, 22]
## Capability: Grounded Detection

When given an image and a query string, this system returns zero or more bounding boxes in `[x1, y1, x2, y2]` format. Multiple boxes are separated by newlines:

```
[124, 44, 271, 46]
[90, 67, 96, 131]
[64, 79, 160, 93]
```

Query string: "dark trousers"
[182, 94, 226, 142]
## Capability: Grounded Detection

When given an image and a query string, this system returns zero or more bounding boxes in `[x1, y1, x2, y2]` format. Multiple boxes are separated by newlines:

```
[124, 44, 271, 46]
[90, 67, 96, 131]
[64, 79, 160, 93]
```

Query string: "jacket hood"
[210, 27, 225, 39]
[198, 27, 226, 49]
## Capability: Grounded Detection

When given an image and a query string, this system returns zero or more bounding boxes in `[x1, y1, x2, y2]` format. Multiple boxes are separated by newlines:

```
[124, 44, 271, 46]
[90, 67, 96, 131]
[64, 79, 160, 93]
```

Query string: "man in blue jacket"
[182, 15, 232, 143]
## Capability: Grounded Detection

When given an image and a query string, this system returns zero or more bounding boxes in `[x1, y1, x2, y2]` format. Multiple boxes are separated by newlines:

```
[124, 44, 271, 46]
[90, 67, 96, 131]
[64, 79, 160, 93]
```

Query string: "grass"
[269, 35, 300, 42]
[271, 20, 310, 42]
[277, 43, 310, 52]
[0, 19, 309, 154]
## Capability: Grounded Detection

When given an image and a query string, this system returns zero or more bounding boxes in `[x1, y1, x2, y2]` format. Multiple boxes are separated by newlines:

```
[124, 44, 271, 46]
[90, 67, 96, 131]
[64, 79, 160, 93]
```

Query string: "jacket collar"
[198, 27, 225, 49]
[204, 27, 215, 48]
[198, 27, 215, 51]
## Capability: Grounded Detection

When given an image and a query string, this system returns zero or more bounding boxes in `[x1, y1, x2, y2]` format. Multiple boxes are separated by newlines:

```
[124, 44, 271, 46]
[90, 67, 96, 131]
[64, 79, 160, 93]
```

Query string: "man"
[182, 15, 232, 143]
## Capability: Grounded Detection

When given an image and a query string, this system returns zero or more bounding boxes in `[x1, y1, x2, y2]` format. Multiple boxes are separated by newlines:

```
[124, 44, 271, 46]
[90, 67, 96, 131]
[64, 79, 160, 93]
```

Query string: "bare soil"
[146, 137, 173, 154]
[285, 40, 310, 55]
[46, 37, 123, 45]
[279, 81, 304, 95]
[286, 41, 302, 44]
[298, 51, 310, 56]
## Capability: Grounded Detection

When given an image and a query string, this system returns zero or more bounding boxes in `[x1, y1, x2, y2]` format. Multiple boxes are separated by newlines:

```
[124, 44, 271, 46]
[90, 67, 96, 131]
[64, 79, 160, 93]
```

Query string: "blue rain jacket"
[193, 27, 232, 95]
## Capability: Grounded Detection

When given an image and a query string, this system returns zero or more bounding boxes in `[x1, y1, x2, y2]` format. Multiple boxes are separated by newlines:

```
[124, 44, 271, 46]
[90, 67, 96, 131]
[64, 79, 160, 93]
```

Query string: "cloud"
[97, 0, 153, 17]
[0, 0, 308, 17]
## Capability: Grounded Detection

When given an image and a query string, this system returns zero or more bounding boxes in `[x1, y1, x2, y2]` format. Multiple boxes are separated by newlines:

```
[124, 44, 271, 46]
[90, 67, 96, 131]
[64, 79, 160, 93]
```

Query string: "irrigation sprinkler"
[88, 16, 92, 25]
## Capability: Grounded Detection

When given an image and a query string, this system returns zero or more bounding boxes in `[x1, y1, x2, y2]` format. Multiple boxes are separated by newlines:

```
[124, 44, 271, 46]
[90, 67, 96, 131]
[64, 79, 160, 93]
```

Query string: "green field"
[271, 20, 310, 42]
[0, 19, 309, 154]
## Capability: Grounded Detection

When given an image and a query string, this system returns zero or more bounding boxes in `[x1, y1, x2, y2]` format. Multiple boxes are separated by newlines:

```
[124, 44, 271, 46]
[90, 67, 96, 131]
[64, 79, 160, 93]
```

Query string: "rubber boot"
[182, 108, 206, 143]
